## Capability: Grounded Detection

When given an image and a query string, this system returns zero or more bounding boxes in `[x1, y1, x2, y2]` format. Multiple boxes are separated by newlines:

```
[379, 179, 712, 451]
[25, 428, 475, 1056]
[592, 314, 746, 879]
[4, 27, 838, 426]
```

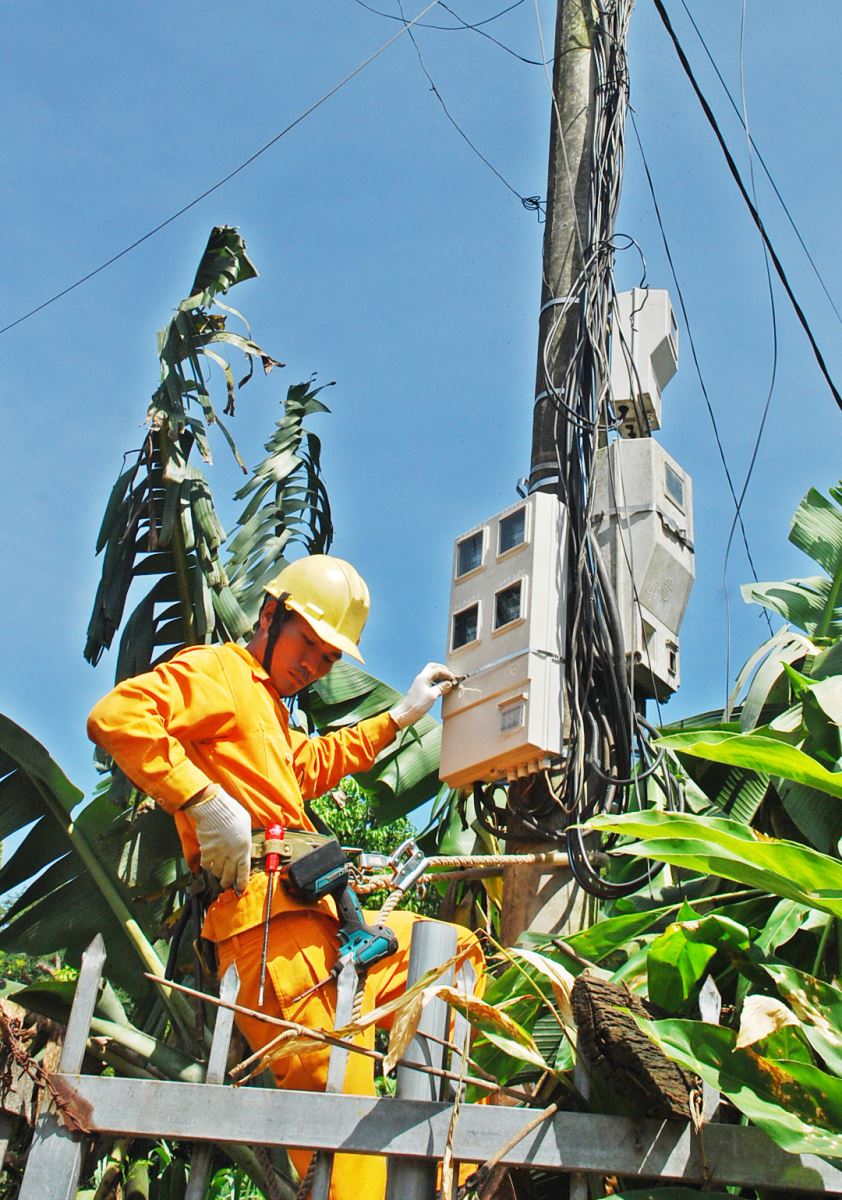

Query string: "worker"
[88, 554, 484, 1199]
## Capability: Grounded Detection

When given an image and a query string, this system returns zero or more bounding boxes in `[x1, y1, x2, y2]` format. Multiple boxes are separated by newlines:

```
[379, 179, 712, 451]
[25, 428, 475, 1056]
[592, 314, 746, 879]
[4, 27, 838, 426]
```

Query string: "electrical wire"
[677, 0, 842, 330]
[722, 0, 779, 699]
[0, 0, 444, 339]
[629, 109, 772, 636]
[395, 0, 544, 213]
[438, 2, 550, 65]
[471, 0, 682, 899]
[650, 0, 842, 416]
[354, 0, 526, 33]
[356, 0, 549, 66]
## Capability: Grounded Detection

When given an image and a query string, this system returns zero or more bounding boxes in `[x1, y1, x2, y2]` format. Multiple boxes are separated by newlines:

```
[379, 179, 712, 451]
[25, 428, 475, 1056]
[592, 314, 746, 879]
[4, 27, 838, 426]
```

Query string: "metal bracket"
[388, 839, 428, 893]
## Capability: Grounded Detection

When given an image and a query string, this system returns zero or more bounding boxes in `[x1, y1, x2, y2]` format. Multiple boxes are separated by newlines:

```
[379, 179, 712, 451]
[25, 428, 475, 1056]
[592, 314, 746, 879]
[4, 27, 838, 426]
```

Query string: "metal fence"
[13, 935, 842, 1199]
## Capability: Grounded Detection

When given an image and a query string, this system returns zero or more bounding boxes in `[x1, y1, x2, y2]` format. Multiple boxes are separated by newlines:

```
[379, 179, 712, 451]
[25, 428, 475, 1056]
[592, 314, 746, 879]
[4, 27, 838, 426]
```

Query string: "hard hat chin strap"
[263, 592, 292, 674]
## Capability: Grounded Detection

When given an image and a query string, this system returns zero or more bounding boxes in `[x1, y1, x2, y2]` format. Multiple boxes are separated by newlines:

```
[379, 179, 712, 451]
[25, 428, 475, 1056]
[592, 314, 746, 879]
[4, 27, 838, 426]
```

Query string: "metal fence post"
[18, 935, 106, 1200]
[385, 921, 458, 1200]
[185, 962, 240, 1200]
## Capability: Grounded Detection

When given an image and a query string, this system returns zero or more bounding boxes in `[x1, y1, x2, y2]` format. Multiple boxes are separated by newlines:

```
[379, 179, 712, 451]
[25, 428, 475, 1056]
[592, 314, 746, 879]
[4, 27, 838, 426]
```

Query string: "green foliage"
[0, 944, 74, 987]
[542, 486, 842, 1164]
[662, 482, 842, 857]
[226, 380, 334, 617]
[0, 713, 182, 1005]
[83, 227, 335, 685]
[206, 1161, 266, 1199]
[639, 1016, 842, 1157]
[85, 227, 273, 672]
[591, 809, 842, 918]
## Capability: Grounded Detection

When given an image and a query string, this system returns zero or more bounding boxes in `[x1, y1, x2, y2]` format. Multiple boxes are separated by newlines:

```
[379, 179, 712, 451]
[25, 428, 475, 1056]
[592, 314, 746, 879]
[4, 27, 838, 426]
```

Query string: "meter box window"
[498, 507, 526, 555]
[664, 461, 685, 510]
[440, 492, 567, 789]
[494, 580, 523, 630]
[452, 603, 479, 651]
[456, 531, 484, 578]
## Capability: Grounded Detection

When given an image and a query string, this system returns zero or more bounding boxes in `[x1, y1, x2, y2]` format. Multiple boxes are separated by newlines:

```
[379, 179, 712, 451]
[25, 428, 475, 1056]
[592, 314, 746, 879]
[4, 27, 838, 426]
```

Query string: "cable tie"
[539, 295, 579, 315]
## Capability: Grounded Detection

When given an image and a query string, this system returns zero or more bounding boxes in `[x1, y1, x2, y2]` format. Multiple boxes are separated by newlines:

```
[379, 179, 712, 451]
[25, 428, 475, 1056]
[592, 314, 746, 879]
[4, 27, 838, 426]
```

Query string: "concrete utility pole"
[501, 0, 598, 944]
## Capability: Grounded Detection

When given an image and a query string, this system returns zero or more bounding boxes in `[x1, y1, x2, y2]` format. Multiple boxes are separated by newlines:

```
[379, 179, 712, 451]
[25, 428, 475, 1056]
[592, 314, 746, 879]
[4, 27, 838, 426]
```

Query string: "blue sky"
[2, 1, 840, 803]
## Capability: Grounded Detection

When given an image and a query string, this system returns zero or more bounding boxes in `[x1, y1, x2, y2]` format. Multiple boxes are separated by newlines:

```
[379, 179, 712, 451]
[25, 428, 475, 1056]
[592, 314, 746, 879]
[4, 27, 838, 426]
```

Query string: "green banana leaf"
[227, 380, 334, 617]
[655, 729, 842, 799]
[601, 1192, 733, 1200]
[646, 921, 717, 1012]
[589, 810, 842, 918]
[637, 1016, 842, 1157]
[0, 713, 181, 1002]
[789, 485, 842, 582]
[762, 962, 842, 1077]
[85, 226, 291, 677]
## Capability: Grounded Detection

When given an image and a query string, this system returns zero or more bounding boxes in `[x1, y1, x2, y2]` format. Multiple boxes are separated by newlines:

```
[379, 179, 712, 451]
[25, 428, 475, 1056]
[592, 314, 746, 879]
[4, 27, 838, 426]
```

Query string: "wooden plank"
[54, 1075, 842, 1194]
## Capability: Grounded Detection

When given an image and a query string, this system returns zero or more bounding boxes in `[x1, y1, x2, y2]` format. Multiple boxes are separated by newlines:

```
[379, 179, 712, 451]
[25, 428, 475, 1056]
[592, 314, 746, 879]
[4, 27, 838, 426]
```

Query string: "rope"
[375, 888, 405, 919]
[353, 850, 572, 895]
[293, 1155, 317, 1200]
[0, 1004, 92, 1137]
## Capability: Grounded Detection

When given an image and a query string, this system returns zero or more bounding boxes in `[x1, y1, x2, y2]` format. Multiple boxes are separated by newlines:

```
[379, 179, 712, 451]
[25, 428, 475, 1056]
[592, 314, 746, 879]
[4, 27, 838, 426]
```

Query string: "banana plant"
[658, 482, 842, 853]
[0, 227, 441, 1195]
[84, 225, 296, 678]
[585, 807, 842, 1160]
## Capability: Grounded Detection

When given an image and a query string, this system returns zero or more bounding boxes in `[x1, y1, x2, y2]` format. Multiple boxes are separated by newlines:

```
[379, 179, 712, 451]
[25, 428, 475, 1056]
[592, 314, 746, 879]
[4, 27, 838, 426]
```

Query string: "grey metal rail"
[16, 937, 842, 1198]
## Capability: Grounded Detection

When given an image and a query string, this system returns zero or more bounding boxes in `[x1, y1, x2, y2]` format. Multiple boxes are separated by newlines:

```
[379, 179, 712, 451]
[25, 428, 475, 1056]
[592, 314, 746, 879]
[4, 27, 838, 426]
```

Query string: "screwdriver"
[257, 823, 285, 1006]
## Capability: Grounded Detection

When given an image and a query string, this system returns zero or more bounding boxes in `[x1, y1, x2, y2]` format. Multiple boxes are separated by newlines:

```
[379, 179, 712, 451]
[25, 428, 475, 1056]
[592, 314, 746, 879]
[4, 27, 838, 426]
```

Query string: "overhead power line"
[396, 0, 544, 212]
[629, 111, 771, 625]
[678, 0, 842, 330]
[651, 0, 842, 416]
[354, 0, 525, 31]
[354, 0, 548, 66]
[720, 0, 779, 693]
[0, 0, 443, 338]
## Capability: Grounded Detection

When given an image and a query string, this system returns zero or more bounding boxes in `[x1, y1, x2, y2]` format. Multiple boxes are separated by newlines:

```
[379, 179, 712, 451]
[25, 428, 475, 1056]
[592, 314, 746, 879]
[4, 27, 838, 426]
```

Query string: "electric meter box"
[591, 438, 695, 699]
[439, 492, 566, 789]
[609, 288, 678, 436]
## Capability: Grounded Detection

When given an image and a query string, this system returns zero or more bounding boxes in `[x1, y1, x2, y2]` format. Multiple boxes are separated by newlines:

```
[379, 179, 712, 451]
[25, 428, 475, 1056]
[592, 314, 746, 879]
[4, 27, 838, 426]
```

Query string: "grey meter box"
[439, 492, 566, 789]
[609, 288, 678, 436]
[591, 438, 695, 699]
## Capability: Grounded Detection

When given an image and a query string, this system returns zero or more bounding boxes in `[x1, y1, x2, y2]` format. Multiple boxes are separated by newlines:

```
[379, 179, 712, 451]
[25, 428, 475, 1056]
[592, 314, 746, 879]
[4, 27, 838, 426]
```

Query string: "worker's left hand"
[389, 663, 458, 730]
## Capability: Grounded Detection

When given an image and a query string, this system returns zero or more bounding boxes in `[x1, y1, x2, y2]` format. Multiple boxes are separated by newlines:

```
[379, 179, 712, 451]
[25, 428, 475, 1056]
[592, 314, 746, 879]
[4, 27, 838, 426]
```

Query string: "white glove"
[389, 663, 458, 730]
[187, 790, 252, 892]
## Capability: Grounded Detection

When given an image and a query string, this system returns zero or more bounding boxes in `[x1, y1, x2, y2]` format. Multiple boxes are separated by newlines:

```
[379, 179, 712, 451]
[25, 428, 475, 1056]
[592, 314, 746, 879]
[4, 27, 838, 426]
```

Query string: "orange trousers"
[215, 907, 484, 1200]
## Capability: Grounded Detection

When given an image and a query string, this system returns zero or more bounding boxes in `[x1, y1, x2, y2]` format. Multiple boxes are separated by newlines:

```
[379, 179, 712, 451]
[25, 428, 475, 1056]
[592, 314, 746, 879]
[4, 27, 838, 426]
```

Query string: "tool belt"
[249, 828, 335, 872]
[251, 828, 355, 905]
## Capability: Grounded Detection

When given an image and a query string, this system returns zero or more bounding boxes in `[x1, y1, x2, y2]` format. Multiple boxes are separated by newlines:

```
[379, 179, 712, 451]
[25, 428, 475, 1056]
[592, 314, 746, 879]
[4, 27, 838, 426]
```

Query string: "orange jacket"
[87, 642, 398, 940]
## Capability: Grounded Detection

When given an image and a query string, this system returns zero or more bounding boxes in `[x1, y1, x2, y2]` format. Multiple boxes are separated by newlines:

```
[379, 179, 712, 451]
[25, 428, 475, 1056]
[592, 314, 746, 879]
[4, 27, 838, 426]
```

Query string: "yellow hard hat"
[264, 555, 370, 662]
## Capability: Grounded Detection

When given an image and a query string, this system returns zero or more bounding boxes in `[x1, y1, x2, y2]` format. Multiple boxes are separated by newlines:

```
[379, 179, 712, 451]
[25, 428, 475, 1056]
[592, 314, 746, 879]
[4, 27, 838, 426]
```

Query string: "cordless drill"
[284, 838, 398, 997]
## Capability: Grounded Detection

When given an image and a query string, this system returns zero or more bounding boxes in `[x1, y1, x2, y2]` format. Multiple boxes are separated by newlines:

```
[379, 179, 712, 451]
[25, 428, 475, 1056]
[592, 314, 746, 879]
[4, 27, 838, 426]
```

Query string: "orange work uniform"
[88, 643, 483, 1199]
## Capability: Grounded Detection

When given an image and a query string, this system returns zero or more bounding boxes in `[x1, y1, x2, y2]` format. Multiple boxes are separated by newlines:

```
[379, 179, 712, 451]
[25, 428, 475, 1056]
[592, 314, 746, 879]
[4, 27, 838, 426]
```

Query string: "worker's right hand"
[187, 790, 251, 892]
[389, 662, 459, 730]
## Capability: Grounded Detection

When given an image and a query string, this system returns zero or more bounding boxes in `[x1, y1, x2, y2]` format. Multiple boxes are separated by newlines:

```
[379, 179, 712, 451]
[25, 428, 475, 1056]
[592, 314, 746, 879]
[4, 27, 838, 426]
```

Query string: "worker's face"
[262, 607, 341, 696]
